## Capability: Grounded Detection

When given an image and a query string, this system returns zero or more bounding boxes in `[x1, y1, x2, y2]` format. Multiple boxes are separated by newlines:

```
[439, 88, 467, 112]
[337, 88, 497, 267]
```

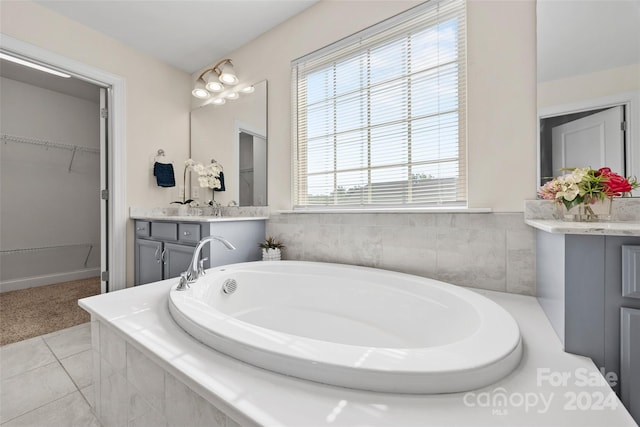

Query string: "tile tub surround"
[91, 319, 243, 427]
[0, 323, 99, 426]
[267, 212, 536, 295]
[79, 275, 636, 426]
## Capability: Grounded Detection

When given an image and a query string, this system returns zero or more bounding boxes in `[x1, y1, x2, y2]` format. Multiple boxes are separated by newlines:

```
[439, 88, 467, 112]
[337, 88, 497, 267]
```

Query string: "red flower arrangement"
[539, 167, 638, 211]
[597, 167, 635, 196]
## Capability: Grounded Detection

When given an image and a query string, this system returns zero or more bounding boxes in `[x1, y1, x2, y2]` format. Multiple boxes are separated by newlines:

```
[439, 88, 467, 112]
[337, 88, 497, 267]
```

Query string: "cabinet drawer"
[135, 221, 150, 237]
[151, 222, 177, 240]
[179, 224, 201, 244]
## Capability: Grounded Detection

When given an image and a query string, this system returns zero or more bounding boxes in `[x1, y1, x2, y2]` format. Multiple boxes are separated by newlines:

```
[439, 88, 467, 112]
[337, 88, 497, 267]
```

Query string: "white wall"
[538, 64, 640, 109]
[1, 0, 192, 285]
[193, 0, 538, 212]
[0, 77, 100, 288]
[192, 0, 538, 295]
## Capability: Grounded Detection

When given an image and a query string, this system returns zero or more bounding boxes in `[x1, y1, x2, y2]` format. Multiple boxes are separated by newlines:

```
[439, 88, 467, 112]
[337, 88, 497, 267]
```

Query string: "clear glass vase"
[561, 198, 613, 222]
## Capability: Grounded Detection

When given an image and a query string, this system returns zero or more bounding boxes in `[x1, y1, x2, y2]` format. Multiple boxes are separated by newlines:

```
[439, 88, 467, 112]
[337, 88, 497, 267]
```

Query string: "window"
[292, 0, 466, 208]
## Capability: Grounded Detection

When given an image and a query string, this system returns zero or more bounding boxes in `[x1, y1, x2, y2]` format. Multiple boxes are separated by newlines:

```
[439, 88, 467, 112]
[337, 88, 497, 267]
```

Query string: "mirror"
[536, 0, 640, 193]
[190, 80, 267, 206]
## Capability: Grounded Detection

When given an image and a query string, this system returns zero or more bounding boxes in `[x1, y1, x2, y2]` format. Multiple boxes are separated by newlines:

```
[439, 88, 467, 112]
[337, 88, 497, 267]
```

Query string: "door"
[551, 106, 625, 176]
[135, 239, 163, 285]
[164, 242, 197, 280]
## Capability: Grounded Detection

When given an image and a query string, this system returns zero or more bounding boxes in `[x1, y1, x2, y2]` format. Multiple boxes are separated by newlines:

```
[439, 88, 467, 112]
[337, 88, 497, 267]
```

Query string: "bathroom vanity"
[130, 208, 267, 286]
[526, 202, 640, 423]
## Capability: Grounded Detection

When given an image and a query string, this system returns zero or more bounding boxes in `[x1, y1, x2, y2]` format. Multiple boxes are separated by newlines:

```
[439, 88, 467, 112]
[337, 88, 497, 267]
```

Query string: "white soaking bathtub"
[168, 261, 522, 394]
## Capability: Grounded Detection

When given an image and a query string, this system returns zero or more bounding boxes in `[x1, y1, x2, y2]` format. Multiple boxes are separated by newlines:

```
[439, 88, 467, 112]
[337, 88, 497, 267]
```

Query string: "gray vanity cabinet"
[537, 234, 640, 423]
[163, 242, 196, 280]
[134, 238, 195, 286]
[134, 219, 265, 286]
[135, 238, 163, 285]
[621, 307, 640, 421]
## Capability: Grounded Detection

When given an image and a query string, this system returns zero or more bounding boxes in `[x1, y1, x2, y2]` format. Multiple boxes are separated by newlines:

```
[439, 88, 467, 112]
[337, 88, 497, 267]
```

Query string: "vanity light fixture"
[211, 98, 226, 105]
[192, 58, 241, 99]
[0, 52, 71, 78]
[225, 91, 239, 100]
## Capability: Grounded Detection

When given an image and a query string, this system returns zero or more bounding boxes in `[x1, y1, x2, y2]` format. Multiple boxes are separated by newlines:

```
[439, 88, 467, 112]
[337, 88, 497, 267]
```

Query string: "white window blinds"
[292, 0, 466, 208]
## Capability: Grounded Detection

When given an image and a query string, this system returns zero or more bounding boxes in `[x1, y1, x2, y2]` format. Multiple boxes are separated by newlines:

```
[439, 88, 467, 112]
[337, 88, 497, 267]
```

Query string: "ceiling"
[537, 0, 640, 83]
[0, 58, 101, 102]
[1, 1, 318, 103]
[33, 0, 320, 73]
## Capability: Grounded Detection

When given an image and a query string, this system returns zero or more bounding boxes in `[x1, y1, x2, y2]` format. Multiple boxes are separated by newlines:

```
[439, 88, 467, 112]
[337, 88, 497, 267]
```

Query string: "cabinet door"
[135, 239, 163, 286]
[164, 242, 196, 280]
[621, 307, 640, 423]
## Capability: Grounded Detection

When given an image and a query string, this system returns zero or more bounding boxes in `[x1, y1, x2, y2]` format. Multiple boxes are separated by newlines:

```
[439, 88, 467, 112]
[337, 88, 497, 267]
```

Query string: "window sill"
[277, 207, 493, 214]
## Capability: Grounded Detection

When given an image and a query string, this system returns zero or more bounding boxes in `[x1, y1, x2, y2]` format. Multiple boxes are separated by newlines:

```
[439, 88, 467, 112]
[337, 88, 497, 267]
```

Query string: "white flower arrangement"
[186, 159, 223, 190]
[193, 162, 223, 189]
[172, 159, 224, 208]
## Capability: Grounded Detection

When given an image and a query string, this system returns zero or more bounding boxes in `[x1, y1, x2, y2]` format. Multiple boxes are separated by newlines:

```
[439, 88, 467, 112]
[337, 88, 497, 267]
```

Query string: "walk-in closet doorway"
[0, 36, 127, 344]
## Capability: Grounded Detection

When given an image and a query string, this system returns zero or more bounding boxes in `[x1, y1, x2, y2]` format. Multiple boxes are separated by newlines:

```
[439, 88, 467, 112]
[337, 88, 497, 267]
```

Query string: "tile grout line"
[0, 346, 76, 426]
[1, 331, 97, 425]
[42, 329, 96, 412]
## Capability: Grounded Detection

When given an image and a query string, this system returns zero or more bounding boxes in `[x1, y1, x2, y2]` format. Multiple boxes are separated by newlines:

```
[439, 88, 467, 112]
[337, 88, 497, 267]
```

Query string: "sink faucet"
[176, 235, 236, 291]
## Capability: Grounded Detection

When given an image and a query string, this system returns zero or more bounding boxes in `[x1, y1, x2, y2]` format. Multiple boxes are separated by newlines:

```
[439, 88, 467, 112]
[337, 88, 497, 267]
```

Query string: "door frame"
[1, 35, 127, 293]
[537, 91, 640, 195]
[234, 120, 267, 205]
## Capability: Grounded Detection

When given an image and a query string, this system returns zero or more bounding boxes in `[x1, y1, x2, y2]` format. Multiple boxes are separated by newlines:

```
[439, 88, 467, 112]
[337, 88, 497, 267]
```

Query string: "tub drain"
[222, 279, 238, 295]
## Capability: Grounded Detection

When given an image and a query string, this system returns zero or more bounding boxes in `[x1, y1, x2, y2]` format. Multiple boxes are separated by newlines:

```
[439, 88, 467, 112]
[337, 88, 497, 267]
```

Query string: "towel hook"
[157, 149, 165, 157]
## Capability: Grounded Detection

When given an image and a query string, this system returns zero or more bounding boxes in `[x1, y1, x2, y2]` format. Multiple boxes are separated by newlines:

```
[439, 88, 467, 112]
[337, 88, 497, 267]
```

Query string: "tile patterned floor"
[0, 323, 100, 426]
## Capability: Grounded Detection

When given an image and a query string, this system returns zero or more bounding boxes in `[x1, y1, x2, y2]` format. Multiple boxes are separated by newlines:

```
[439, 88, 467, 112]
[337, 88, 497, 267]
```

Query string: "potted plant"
[259, 236, 285, 261]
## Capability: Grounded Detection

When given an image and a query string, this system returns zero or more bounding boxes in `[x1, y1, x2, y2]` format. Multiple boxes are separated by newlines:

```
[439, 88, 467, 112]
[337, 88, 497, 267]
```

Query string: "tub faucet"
[176, 235, 236, 291]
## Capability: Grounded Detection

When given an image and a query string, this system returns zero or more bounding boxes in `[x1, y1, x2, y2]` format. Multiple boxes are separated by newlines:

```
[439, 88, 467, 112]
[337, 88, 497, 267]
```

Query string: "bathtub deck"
[80, 278, 636, 427]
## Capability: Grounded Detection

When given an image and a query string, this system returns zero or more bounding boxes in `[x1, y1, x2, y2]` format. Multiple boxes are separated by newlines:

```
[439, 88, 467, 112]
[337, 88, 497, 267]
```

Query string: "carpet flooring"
[0, 277, 101, 346]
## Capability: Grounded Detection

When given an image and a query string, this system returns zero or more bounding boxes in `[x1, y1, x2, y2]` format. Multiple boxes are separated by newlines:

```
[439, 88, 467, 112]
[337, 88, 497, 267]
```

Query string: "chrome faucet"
[176, 235, 236, 291]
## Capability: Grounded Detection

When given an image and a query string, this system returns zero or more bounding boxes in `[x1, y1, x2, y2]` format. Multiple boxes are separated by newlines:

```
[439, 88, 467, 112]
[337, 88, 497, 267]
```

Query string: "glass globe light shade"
[205, 72, 224, 92]
[218, 61, 238, 85]
[192, 81, 210, 99]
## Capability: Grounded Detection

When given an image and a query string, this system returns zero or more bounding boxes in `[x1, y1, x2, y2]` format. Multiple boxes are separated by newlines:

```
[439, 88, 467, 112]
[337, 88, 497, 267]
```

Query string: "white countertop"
[525, 219, 640, 236]
[79, 273, 636, 427]
[130, 214, 268, 223]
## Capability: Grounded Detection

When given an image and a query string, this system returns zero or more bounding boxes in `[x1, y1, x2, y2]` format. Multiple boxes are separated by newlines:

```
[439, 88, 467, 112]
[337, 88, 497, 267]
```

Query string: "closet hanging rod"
[0, 243, 94, 254]
[1, 134, 100, 154]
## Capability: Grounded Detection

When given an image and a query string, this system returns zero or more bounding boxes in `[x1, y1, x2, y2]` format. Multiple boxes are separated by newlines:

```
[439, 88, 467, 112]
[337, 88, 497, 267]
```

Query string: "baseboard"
[0, 268, 101, 293]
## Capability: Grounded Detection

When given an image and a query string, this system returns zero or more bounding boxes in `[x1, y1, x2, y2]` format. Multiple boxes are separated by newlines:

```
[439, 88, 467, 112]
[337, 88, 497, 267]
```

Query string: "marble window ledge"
[279, 207, 493, 214]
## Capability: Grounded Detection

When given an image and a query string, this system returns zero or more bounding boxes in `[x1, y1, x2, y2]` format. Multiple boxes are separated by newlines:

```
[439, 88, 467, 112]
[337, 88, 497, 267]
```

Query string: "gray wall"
[0, 77, 100, 288]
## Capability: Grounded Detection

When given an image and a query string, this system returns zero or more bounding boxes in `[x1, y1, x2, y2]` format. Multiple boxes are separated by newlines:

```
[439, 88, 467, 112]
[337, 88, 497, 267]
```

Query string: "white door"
[551, 106, 625, 176]
[100, 88, 109, 293]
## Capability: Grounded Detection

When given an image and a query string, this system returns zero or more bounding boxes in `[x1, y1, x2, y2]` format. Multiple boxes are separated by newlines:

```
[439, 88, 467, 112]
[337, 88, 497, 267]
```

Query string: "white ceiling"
[0, 58, 101, 102]
[1, 1, 318, 103]
[33, 0, 320, 73]
[537, 0, 640, 83]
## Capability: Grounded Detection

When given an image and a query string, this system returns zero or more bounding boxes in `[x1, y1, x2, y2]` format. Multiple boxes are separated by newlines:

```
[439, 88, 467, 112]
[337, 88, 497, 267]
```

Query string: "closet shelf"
[1, 243, 94, 268]
[1, 133, 99, 172]
[1, 134, 100, 154]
